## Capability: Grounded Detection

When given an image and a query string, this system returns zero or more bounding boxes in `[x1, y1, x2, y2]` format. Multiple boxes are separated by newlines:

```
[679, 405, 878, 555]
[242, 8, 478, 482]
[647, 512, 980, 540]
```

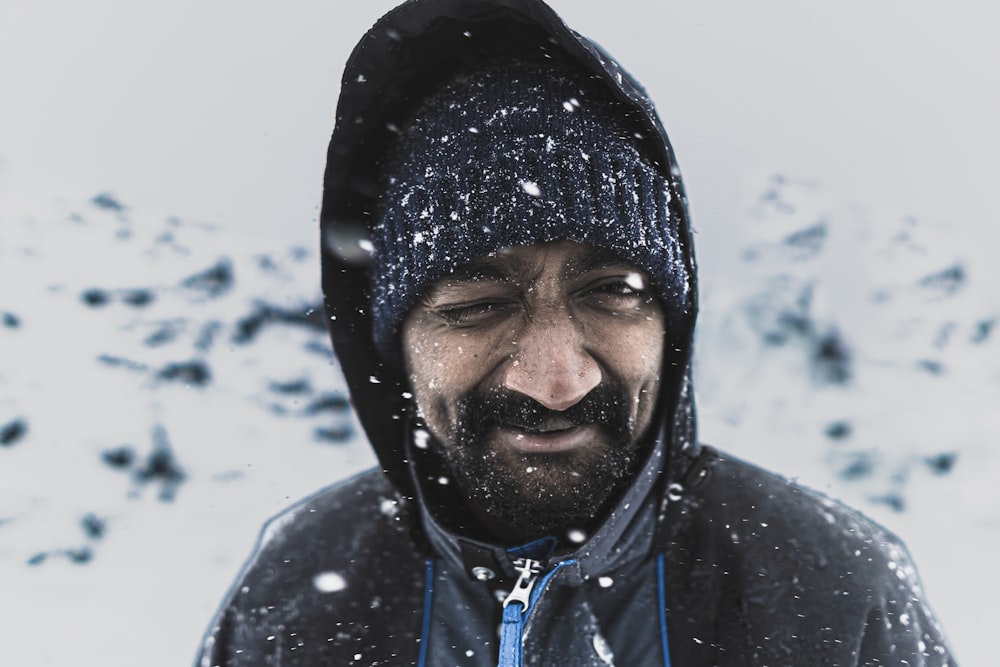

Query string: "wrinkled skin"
[402, 240, 666, 541]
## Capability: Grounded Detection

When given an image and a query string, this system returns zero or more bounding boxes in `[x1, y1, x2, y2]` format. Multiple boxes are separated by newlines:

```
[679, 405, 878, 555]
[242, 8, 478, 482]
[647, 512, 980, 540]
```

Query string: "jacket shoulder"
[698, 450, 927, 604]
[664, 448, 954, 665]
[710, 451, 908, 558]
[196, 469, 427, 666]
[256, 467, 410, 554]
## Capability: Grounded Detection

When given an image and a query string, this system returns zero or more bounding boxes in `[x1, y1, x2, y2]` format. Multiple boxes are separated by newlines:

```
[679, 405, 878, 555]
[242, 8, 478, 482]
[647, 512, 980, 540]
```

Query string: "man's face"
[401, 240, 666, 541]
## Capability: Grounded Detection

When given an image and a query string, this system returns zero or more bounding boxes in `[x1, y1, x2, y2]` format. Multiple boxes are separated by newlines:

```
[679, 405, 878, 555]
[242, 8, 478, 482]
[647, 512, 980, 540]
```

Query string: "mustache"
[452, 382, 631, 449]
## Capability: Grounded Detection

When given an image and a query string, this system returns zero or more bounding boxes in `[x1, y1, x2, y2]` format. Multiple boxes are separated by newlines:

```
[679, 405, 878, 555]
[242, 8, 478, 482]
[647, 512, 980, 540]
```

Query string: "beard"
[432, 381, 646, 542]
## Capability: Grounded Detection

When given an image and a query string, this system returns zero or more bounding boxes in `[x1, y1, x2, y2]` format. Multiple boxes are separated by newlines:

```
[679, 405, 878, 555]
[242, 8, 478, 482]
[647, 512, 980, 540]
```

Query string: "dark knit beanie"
[370, 58, 691, 365]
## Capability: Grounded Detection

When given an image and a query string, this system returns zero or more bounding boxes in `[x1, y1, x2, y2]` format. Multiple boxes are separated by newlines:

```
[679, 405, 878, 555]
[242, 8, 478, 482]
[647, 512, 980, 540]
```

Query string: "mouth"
[494, 423, 598, 454]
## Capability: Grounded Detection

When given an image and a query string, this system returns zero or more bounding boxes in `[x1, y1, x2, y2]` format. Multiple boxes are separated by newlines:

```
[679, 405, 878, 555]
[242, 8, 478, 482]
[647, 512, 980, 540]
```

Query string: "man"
[197, 1, 954, 665]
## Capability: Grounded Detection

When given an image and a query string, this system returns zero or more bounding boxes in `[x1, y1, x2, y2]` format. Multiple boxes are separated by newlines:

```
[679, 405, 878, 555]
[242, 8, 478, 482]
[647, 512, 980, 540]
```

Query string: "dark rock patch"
[824, 421, 853, 441]
[134, 425, 186, 501]
[267, 403, 290, 416]
[304, 392, 350, 416]
[2, 312, 20, 328]
[97, 354, 148, 372]
[918, 264, 965, 298]
[65, 547, 94, 564]
[269, 378, 312, 395]
[917, 360, 945, 376]
[926, 452, 958, 475]
[27, 546, 95, 566]
[91, 192, 125, 212]
[121, 289, 155, 307]
[1, 418, 28, 447]
[972, 319, 994, 344]
[81, 288, 155, 308]
[303, 339, 334, 357]
[101, 446, 136, 469]
[233, 301, 325, 344]
[255, 254, 278, 271]
[314, 425, 353, 444]
[81, 513, 106, 540]
[933, 322, 956, 348]
[839, 452, 874, 481]
[194, 321, 221, 352]
[144, 322, 181, 347]
[766, 312, 811, 345]
[870, 493, 906, 513]
[745, 280, 813, 346]
[158, 360, 211, 387]
[81, 288, 111, 307]
[181, 259, 234, 298]
[813, 329, 852, 384]
[757, 175, 795, 214]
[783, 222, 827, 259]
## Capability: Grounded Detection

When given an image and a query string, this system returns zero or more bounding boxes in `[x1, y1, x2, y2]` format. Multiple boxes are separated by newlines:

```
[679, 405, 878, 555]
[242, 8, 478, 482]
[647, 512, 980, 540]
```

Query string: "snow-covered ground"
[0, 190, 370, 664]
[1, 177, 995, 665]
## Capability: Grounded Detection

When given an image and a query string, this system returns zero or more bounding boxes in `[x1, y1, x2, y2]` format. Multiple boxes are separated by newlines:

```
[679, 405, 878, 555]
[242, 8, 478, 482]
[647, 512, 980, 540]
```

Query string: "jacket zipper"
[503, 558, 543, 611]
[497, 558, 543, 667]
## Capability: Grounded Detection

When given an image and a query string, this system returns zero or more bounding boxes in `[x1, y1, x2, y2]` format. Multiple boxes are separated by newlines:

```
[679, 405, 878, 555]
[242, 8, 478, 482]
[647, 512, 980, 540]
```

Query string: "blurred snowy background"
[1, 1, 997, 665]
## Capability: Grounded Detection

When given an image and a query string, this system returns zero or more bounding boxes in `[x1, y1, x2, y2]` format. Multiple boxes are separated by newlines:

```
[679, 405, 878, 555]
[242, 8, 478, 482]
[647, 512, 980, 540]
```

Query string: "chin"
[446, 439, 637, 540]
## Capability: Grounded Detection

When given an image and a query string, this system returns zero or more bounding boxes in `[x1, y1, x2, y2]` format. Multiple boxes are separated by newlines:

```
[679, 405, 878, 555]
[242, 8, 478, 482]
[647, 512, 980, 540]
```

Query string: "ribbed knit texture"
[371, 59, 691, 364]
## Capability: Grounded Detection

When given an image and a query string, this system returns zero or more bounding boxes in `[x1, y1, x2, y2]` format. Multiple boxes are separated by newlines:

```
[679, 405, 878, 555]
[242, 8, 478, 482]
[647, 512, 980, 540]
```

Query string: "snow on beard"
[436, 380, 643, 541]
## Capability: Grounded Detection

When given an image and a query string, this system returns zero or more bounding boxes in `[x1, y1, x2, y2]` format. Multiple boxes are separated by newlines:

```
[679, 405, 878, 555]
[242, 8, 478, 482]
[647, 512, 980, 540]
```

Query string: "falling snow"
[313, 571, 348, 593]
[0, 174, 993, 665]
[520, 180, 543, 198]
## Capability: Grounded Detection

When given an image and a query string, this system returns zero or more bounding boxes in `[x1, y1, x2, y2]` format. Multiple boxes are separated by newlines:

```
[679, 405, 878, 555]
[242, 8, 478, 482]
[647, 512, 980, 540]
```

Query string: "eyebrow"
[560, 247, 638, 279]
[445, 258, 516, 283]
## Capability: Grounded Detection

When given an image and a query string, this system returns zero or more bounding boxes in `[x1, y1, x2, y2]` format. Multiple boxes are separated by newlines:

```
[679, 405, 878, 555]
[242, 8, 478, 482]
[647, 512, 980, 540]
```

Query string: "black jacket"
[196, 1, 954, 665]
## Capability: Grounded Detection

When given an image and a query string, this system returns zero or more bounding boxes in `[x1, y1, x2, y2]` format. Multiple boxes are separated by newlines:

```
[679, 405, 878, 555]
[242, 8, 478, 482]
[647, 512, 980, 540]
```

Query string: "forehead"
[442, 240, 640, 285]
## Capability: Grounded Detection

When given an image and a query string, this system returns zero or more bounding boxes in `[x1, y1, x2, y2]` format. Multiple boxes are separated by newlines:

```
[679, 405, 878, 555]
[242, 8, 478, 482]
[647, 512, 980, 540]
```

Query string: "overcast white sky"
[2, 0, 999, 270]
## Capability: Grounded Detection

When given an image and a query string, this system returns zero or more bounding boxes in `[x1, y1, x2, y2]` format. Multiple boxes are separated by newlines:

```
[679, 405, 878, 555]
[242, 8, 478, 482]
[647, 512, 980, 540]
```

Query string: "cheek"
[406, 333, 484, 391]
[402, 326, 498, 434]
[403, 329, 448, 406]
[404, 315, 513, 386]
[594, 318, 666, 423]
[629, 332, 665, 405]
[599, 320, 665, 379]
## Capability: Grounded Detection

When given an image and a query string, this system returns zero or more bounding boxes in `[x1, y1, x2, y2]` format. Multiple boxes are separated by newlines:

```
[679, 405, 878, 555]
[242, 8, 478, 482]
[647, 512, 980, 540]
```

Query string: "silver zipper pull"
[502, 558, 543, 611]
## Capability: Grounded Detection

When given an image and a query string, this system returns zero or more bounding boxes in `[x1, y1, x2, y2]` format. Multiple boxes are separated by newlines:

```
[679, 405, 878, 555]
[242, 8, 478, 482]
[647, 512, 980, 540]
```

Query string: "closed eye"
[434, 300, 515, 325]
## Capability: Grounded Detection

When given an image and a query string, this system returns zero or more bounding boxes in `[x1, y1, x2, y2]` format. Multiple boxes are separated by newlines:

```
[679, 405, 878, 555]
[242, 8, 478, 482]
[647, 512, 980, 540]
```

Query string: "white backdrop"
[1, 1, 997, 665]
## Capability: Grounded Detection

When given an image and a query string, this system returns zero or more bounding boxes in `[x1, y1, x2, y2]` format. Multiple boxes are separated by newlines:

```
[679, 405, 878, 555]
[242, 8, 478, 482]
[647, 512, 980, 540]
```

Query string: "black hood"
[320, 0, 699, 511]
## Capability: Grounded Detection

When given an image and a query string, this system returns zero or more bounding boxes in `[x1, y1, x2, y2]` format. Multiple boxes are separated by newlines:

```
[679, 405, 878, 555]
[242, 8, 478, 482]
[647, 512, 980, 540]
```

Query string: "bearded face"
[401, 241, 666, 542]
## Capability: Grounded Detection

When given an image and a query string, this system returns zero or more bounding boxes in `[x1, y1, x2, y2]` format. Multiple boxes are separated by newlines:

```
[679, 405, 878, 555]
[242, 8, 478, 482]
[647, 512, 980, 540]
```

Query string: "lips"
[494, 423, 598, 453]
[504, 414, 575, 434]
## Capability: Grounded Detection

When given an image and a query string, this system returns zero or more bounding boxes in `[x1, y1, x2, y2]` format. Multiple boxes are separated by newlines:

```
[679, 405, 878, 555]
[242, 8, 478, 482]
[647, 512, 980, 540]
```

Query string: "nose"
[502, 311, 602, 411]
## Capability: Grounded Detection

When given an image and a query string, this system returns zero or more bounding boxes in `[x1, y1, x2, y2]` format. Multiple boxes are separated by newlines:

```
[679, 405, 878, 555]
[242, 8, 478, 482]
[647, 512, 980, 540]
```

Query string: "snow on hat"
[370, 58, 691, 365]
